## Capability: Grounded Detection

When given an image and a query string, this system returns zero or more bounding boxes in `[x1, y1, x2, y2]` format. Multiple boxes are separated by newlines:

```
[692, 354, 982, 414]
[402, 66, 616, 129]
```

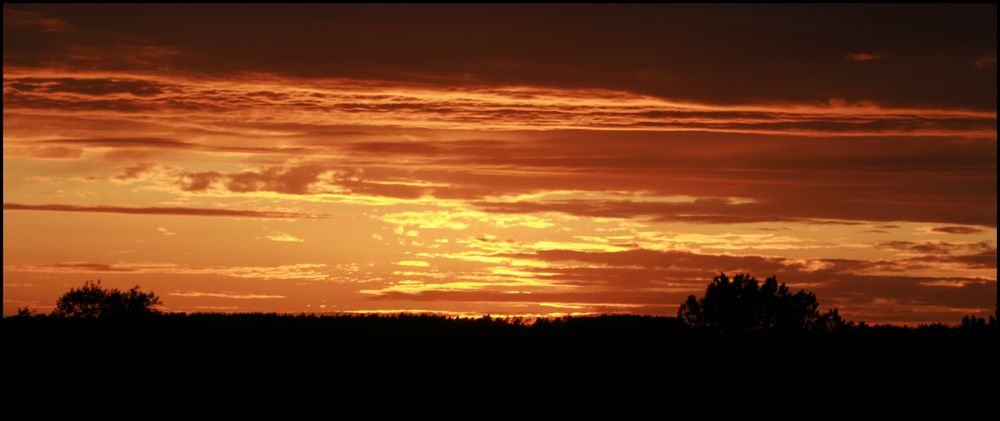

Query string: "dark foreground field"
[4, 313, 997, 412]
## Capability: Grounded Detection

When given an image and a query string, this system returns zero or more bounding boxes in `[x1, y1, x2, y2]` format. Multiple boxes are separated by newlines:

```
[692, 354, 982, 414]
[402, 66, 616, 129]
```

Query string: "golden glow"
[3, 50, 996, 324]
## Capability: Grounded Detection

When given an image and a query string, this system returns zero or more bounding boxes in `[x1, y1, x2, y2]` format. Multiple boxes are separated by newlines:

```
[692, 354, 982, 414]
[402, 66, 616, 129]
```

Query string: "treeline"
[5, 310, 997, 411]
[4, 274, 995, 392]
[5, 310, 997, 336]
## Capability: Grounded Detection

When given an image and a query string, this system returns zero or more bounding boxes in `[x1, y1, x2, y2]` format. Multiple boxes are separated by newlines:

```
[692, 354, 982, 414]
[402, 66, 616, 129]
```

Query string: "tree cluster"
[52, 280, 162, 318]
[678, 273, 846, 334]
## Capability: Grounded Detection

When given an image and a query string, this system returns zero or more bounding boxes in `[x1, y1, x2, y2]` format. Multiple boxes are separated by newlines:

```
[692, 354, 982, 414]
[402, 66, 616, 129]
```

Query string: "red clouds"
[3, 5, 995, 323]
[3, 203, 320, 219]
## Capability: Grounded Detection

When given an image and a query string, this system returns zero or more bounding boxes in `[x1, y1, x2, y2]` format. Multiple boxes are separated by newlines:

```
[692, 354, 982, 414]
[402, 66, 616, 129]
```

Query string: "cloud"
[329, 133, 997, 226]
[878, 240, 994, 255]
[4, 73, 994, 230]
[5, 261, 330, 281]
[845, 52, 881, 62]
[368, 290, 687, 306]
[49, 262, 134, 272]
[264, 232, 304, 242]
[225, 165, 327, 195]
[916, 251, 996, 269]
[974, 54, 997, 69]
[7, 146, 84, 159]
[876, 240, 997, 269]
[2, 5, 996, 324]
[5, 77, 170, 96]
[177, 171, 224, 192]
[169, 290, 286, 299]
[6, 5, 994, 110]
[368, 246, 998, 314]
[175, 165, 438, 199]
[523, 248, 786, 272]
[396, 260, 431, 267]
[473, 194, 997, 227]
[348, 142, 441, 155]
[3, 203, 321, 219]
[113, 163, 156, 181]
[519, 245, 997, 277]
[3, 7, 71, 32]
[41, 137, 197, 149]
[4, 72, 994, 138]
[931, 226, 985, 235]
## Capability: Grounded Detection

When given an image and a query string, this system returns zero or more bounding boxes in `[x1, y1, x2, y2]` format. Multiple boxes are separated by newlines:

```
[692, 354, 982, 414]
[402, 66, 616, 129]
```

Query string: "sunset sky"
[3, 4, 996, 324]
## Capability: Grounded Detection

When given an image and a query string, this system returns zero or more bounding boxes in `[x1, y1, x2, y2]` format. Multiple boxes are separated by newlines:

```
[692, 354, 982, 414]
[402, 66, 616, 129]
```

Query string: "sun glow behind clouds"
[2, 5, 996, 323]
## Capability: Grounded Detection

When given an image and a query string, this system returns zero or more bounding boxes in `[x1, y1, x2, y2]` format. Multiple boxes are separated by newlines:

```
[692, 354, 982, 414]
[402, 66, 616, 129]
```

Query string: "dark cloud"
[878, 240, 994, 255]
[372, 247, 997, 314]
[177, 171, 224, 192]
[42, 137, 197, 149]
[9, 146, 84, 159]
[35, 136, 308, 156]
[4, 77, 170, 96]
[51, 262, 132, 272]
[347, 142, 441, 155]
[368, 290, 688, 306]
[2, 91, 159, 112]
[5, 5, 995, 110]
[290, 132, 1000, 226]
[837, 304, 993, 324]
[3, 6, 71, 32]
[176, 165, 434, 199]
[62, 128, 990, 227]
[817, 275, 996, 309]
[916, 251, 996, 269]
[113, 163, 155, 181]
[593, 116, 996, 134]
[844, 53, 881, 62]
[3, 203, 319, 219]
[876, 240, 997, 269]
[225, 165, 326, 195]
[523, 249, 793, 273]
[473, 195, 997, 227]
[339, 181, 428, 199]
[10, 75, 993, 137]
[368, 273, 996, 313]
[975, 54, 997, 69]
[931, 226, 986, 235]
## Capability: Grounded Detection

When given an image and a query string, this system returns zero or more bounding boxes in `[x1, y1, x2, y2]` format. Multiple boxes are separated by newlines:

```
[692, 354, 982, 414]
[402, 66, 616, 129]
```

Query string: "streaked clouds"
[3, 4, 995, 323]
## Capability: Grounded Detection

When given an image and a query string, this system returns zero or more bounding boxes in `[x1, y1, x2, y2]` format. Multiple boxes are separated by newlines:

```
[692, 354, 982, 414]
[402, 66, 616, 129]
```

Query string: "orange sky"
[3, 5, 996, 323]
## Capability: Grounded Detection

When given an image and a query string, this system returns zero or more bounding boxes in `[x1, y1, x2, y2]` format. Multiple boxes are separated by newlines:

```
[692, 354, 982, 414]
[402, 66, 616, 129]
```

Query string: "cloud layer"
[3, 5, 995, 323]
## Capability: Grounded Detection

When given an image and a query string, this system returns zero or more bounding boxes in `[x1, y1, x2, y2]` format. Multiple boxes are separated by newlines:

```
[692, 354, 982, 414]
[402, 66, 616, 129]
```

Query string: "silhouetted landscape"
[5, 275, 995, 406]
[3, 4, 996, 411]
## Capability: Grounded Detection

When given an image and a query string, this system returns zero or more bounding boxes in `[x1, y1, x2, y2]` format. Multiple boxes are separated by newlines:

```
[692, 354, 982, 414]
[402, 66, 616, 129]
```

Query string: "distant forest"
[10, 273, 997, 332]
[4, 273, 996, 405]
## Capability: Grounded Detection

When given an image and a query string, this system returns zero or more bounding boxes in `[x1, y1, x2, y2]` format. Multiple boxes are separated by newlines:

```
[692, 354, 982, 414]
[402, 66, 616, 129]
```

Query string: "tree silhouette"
[678, 273, 845, 334]
[52, 280, 162, 318]
[959, 315, 988, 331]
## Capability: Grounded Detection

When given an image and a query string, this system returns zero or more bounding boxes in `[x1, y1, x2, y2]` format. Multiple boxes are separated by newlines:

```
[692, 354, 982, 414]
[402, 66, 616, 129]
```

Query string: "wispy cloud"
[4, 71, 993, 138]
[169, 290, 286, 299]
[931, 226, 985, 235]
[264, 232, 304, 242]
[4, 261, 330, 281]
[396, 260, 430, 267]
[4, 203, 322, 219]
